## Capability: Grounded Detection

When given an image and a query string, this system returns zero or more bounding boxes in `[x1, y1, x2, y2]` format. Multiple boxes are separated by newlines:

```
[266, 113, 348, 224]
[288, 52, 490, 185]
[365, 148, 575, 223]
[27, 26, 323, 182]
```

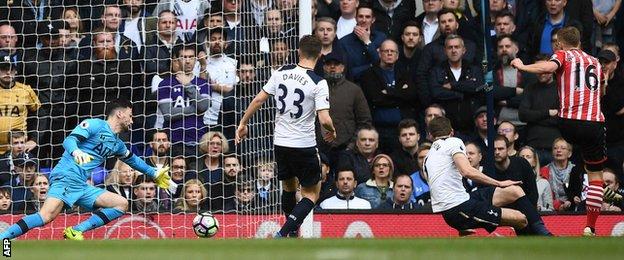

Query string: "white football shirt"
[424, 137, 471, 213]
[262, 65, 330, 148]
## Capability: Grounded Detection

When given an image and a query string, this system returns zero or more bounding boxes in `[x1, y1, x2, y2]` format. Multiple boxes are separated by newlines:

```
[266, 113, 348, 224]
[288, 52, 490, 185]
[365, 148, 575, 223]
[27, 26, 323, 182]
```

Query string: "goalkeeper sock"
[512, 195, 551, 235]
[0, 213, 44, 239]
[74, 208, 124, 233]
[278, 198, 314, 237]
[586, 180, 604, 230]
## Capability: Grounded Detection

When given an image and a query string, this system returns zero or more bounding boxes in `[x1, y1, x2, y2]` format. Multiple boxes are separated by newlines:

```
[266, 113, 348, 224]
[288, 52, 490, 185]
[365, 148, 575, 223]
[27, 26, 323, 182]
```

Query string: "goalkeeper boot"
[63, 227, 84, 241]
[583, 226, 596, 237]
[603, 187, 623, 203]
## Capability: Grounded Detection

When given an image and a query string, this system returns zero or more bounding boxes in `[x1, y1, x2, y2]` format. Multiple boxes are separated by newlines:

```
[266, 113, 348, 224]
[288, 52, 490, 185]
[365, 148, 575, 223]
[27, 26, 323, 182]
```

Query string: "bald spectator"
[318, 51, 371, 165]
[0, 24, 22, 69]
[429, 34, 484, 135]
[371, 0, 415, 41]
[338, 127, 379, 184]
[339, 4, 386, 81]
[319, 169, 371, 209]
[0, 0, 64, 48]
[336, 0, 359, 39]
[378, 174, 422, 210]
[360, 39, 421, 153]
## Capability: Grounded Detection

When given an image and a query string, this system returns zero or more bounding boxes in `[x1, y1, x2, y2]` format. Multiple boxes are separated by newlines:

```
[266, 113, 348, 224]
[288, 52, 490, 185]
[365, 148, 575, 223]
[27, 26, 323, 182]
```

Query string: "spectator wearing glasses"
[170, 156, 196, 198]
[497, 121, 520, 157]
[355, 154, 394, 208]
[360, 39, 421, 154]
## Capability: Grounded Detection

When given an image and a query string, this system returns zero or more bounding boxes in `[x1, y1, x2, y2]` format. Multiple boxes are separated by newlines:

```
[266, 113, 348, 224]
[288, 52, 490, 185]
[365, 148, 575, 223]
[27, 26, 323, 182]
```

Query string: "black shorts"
[441, 187, 502, 233]
[275, 145, 322, 187]
[559, 119, 607, 168]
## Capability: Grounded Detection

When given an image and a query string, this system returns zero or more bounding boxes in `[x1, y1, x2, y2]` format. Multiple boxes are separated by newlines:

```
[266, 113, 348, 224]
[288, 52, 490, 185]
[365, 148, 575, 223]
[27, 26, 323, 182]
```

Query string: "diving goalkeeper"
[0, 99, 171, 240]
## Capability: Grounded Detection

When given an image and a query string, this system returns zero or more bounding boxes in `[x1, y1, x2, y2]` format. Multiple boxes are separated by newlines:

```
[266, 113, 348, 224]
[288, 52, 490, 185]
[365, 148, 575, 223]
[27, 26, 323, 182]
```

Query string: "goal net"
[0, 0, 306, 239]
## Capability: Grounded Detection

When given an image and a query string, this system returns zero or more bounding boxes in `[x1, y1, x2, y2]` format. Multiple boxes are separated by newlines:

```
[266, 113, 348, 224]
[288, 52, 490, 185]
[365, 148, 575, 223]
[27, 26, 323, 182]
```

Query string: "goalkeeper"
[0, 99, 171, 241]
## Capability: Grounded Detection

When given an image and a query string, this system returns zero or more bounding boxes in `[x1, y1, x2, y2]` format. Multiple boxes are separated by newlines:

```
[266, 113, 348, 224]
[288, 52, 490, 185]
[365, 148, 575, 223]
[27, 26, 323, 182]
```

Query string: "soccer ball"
[193, 212, 219, 238]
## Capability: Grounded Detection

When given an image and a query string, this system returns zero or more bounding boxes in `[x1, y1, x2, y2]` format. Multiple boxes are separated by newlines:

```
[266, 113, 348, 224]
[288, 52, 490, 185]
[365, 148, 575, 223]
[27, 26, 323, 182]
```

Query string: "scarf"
[548, 161, 574, 201]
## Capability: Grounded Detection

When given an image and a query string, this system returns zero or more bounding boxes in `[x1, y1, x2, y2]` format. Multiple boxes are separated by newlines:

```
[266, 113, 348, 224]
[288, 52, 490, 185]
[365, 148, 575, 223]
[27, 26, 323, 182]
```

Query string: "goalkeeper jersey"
[54, 119, 131, 181]
[0, 82, 41, 154]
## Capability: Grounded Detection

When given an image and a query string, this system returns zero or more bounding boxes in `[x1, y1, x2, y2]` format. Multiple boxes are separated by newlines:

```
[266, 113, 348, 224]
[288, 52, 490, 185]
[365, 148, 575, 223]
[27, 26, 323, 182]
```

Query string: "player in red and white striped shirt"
[511, 27, 608, 236]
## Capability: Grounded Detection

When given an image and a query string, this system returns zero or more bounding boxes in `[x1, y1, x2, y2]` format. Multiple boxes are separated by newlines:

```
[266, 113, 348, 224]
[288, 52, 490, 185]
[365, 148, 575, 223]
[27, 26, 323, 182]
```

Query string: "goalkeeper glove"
[153, 166, 171, 190]
[72, 149, 93, 165]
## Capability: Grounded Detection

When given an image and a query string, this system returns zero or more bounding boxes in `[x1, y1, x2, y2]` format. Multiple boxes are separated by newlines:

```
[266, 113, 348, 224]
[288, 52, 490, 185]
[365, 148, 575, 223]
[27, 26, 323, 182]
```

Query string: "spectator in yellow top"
[0, 51, 40, 156]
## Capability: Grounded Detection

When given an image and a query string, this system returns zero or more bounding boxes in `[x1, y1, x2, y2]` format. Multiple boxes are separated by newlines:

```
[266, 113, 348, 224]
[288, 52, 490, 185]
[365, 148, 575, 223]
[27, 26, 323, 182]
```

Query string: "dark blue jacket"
[338, 30, 386, 81]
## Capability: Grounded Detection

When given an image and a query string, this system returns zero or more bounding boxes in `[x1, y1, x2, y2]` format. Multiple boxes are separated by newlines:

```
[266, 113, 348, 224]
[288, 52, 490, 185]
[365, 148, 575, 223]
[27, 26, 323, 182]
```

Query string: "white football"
[193, 212, 219, 238]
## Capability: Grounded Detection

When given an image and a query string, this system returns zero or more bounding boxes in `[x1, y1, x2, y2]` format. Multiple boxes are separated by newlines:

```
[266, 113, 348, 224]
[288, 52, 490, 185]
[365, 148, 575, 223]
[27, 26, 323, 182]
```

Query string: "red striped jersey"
[550, 49, 605, 122]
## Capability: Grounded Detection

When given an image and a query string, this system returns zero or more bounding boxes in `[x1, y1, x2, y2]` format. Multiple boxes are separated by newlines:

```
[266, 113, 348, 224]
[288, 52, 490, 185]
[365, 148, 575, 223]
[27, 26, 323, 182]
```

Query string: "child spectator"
[0, 187, 11, 214]
[255, 159, 280, 214]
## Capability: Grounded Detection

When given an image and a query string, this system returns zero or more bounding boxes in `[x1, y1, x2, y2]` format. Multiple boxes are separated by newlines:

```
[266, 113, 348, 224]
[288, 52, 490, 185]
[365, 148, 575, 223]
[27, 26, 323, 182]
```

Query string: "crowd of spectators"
[0, 0, 622, 215]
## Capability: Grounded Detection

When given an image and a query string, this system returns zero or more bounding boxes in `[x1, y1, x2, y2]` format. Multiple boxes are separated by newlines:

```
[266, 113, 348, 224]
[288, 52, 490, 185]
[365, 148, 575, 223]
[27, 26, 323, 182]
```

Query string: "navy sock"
[74, 208, 124, 233]
[278, 198, 314, 237]
[0, 213, 45, 239]
[512, 196, 551, 235]
[282, 191, 297, 217]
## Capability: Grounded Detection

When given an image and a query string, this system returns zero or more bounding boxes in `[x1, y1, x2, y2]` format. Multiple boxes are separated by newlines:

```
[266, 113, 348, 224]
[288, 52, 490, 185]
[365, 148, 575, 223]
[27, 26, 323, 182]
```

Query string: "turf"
[9, 237, 623, 260]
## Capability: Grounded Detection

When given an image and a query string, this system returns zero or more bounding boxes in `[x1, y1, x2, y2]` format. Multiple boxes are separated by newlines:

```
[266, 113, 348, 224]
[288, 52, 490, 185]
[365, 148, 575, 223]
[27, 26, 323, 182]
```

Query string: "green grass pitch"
[9, 237, 623, 260]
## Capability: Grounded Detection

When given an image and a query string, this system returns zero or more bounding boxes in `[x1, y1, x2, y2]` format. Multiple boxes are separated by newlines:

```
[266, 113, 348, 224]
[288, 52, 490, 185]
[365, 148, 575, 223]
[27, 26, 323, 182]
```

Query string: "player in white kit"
[236, 35, 336, 237]
[424, 117, 552, 236]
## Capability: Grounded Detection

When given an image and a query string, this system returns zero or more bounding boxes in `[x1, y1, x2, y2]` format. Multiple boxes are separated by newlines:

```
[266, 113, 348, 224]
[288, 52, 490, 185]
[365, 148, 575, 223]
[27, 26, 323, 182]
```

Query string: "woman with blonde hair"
[355, 154, 395, 208]
[197, 131, 229, 173]
[519, 146, 553, 211]
[105, 160, 137, 201]
[174, 179, 207, 213]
